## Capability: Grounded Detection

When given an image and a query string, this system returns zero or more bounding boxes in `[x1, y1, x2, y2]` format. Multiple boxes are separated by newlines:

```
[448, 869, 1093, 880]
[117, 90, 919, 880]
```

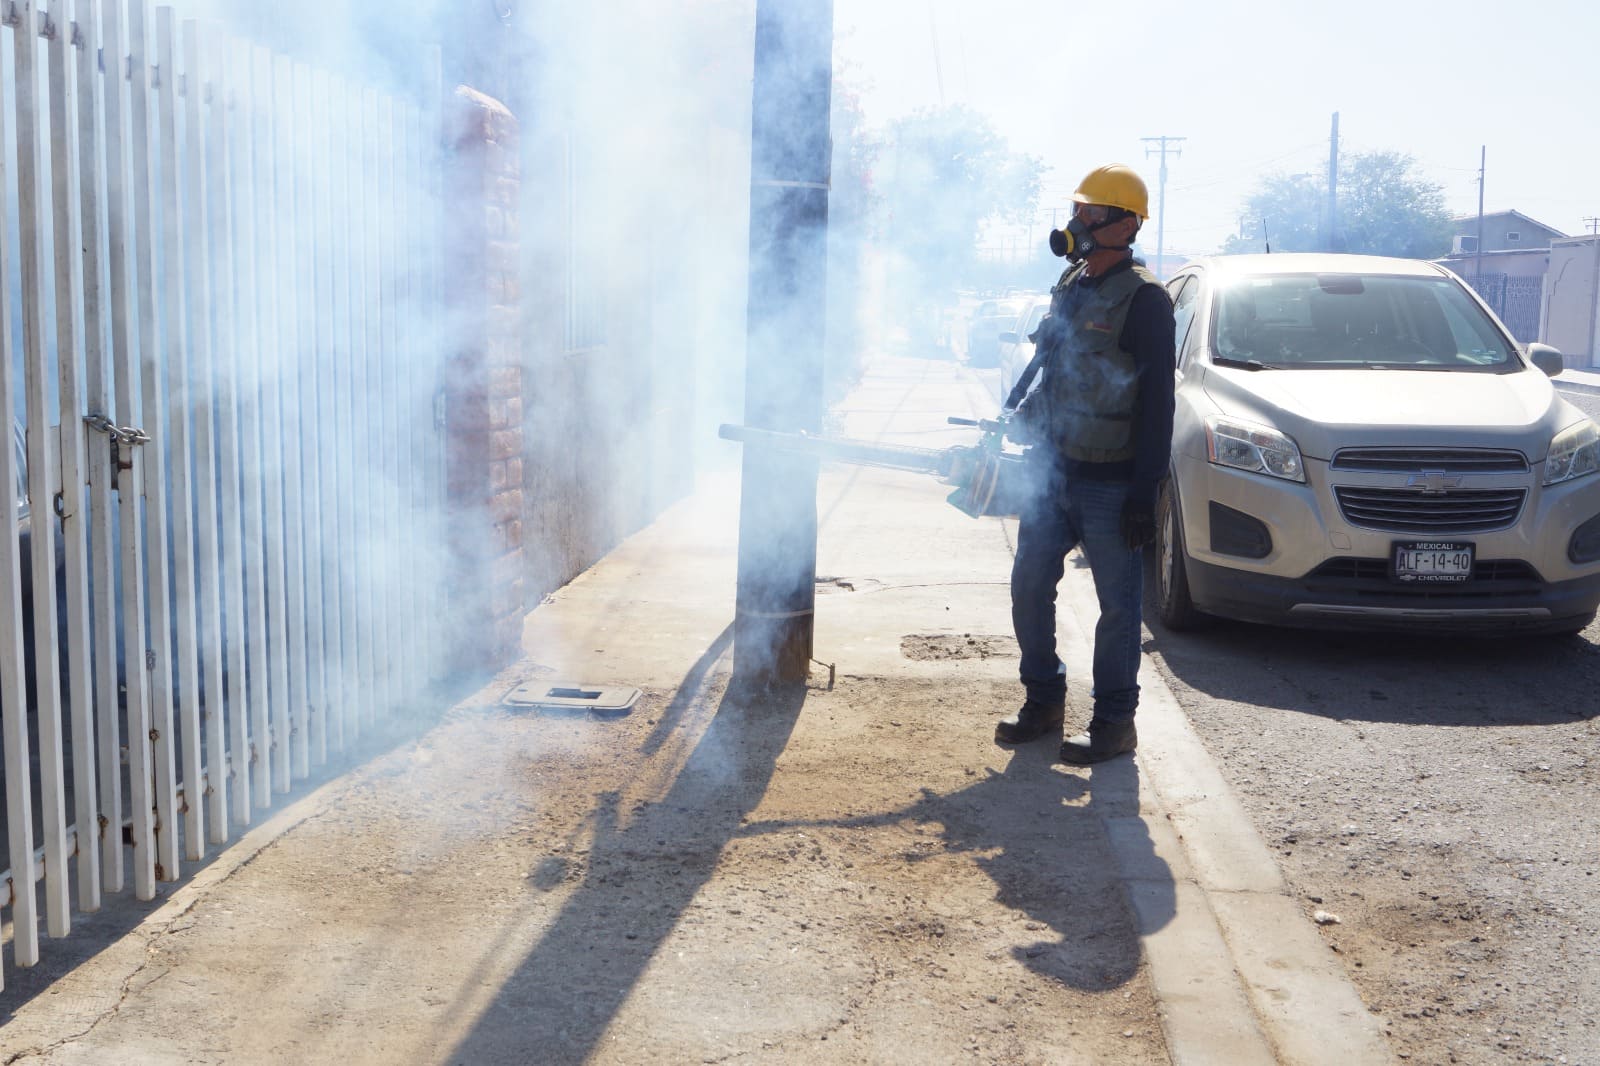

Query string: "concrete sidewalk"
[0, 353, 1392, 1064]
[1554, 364, 1600, 393]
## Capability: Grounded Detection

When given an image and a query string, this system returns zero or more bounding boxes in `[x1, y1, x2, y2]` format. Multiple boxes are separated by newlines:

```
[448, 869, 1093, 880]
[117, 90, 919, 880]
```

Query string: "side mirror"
[998, 332, 1020, 345]
[1528, 342, 1564, 378]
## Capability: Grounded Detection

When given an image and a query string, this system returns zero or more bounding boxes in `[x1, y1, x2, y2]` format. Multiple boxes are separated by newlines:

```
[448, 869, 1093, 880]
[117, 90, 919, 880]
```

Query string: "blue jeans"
[1011, 467, 1144, 723]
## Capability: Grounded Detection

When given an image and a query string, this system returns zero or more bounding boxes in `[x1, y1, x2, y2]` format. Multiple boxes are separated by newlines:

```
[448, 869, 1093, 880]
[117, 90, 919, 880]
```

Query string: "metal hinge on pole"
[84, 414, 151, 491]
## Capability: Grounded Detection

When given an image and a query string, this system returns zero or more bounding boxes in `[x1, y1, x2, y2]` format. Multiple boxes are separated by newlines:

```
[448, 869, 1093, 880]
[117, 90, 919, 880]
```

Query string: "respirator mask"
[1048, 205, 1127, 262]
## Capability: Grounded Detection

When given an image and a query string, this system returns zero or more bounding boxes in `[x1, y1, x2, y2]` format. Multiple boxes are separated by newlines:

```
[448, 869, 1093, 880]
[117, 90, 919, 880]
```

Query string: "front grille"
[1309, 558, 1541, 582]
[1330, 447, 1529, 474]
[1334, 487, 1526, 533]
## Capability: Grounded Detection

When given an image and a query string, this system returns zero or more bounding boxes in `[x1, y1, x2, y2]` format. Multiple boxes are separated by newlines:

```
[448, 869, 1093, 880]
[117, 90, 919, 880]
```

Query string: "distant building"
[1445, 209, 1567, 258]
[1435, 210, 1568, 343]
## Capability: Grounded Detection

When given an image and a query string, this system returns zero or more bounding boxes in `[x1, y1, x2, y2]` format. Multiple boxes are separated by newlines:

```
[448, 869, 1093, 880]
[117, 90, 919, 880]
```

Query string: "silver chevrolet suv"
[1156, 253, 1600, 635]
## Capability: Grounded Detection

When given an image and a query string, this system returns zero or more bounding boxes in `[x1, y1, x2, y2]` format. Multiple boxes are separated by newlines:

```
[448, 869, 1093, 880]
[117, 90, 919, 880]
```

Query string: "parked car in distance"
[997, 294, 1053, 406]
[1155, 252, 1600, 636]
[965, 297, 1025, 368]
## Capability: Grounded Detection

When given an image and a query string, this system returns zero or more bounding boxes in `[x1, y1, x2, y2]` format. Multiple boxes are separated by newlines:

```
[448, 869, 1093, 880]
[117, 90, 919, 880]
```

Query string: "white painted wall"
[1543, 237, 1600, 368]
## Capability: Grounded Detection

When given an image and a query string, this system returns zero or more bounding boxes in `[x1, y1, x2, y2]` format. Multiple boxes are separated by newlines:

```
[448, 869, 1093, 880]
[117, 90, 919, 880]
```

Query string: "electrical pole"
[734, 0, 833, 685]
[1584, 216, 1600, 236]
[1475, 146, 1486, 283]
[1326, 112, 1339, 251]
[1141, 135, 1184, 279]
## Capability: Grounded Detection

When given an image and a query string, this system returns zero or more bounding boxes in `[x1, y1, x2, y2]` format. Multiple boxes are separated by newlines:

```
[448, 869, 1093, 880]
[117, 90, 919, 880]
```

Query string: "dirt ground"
[4, 649, 1177, 1065]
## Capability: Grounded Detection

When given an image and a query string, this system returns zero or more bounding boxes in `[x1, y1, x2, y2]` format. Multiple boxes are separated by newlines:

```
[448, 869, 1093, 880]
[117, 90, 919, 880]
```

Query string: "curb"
[1059, 562, 1398, 1066]
[1555, 377, 1600, 396]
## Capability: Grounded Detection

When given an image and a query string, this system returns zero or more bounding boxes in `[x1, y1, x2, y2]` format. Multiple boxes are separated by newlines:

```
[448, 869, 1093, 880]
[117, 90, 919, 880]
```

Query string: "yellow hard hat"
[1072, 164, 1150, 220]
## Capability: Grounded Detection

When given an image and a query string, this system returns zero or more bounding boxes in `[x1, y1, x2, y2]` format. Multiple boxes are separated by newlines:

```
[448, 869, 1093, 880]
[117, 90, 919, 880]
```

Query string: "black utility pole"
[1475, 146, 1486, 282]
[1326, 112, 1340, 251]
[733, 0, 834, 685]
[1140, 135, 1184, 279]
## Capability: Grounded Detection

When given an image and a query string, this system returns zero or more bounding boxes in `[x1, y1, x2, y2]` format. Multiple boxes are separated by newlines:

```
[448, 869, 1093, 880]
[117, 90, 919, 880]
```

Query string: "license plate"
[1391, 541, 1475, 583]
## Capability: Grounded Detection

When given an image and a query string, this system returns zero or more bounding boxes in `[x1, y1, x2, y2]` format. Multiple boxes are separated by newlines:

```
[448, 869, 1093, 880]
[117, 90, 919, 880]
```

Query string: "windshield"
[1212, 273, 1514, 370]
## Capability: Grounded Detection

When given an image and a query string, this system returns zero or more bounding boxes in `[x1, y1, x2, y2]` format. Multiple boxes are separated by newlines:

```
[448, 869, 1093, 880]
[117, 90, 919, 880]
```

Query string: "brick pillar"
[443, 87, 526, 670]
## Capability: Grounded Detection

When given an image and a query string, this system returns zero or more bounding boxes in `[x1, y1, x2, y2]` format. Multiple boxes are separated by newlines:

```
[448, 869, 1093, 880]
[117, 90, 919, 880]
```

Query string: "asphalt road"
[1556, 380, 1600, 421]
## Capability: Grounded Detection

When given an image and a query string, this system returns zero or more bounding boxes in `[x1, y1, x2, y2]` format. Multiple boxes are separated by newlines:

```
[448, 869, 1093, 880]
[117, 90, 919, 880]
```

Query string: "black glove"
[1003, 402, 1036, 446]
[1121, 495, 1157, 550]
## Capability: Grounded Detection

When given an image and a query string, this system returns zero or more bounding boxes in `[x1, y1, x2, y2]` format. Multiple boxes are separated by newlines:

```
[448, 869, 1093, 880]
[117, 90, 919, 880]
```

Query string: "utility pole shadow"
[442, 677, 807, 1064]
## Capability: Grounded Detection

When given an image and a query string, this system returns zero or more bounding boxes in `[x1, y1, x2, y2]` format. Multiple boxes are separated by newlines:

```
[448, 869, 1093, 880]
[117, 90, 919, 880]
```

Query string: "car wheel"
[1156, 480, 1205, 631]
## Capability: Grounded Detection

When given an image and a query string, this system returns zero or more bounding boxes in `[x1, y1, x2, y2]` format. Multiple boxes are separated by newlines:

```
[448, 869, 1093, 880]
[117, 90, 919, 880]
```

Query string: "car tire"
[1155, 480, 1206, 632]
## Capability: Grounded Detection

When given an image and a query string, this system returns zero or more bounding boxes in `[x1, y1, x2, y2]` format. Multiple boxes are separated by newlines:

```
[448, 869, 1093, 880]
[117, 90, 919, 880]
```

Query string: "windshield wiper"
[1211, 355, 1277, 371]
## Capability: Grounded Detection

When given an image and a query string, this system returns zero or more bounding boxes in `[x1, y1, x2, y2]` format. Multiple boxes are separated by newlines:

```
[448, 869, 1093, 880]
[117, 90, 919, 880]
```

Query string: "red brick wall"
[443, 87, 526, 669]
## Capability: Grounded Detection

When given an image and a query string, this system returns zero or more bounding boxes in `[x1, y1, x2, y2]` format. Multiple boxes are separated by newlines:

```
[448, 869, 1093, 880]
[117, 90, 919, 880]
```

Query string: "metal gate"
[1, 0, 443, 984]
[1465, 272, 1543, 343]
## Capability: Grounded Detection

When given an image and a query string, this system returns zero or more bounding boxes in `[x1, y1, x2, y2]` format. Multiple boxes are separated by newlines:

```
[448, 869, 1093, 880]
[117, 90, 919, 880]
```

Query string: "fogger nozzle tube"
[718, 421, 1026, 518]
[719, 423, 949, 473]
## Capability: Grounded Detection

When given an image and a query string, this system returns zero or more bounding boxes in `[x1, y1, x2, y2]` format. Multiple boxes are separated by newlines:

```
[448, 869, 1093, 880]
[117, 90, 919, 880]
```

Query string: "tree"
[1222, 150, 1455, 260]
[824, 63, 879, 397]
[869, 106, 1045, 296]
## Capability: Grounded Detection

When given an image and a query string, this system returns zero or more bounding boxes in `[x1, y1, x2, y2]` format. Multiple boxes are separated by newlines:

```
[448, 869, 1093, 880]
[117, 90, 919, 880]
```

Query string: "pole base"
[732, 612, 814, 686]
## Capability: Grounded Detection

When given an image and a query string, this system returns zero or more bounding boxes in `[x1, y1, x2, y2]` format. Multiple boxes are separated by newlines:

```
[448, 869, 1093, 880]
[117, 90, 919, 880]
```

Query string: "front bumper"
[1185, 554, 1600, 633]
[1174, 452, 1600, 633]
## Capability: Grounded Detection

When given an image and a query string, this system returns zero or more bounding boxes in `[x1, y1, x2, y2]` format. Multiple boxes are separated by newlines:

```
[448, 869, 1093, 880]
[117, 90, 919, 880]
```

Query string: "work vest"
[1036, 260, 1159, 464]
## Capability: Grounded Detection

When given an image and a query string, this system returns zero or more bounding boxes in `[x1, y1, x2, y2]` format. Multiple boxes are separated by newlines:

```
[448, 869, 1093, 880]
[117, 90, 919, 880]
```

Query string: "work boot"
[994, 700, 1065, 745]
[1059, 719, 1137, 765]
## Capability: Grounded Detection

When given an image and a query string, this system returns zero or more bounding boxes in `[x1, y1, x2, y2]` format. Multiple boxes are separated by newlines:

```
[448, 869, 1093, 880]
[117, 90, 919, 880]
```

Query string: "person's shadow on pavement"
[898, 743, 1175, 992]
[732, 740, 1176, 995]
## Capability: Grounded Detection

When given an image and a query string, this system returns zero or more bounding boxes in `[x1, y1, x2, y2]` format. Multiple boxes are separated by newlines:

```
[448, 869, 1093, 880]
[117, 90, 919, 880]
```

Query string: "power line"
[1166, 140, 1325, 193]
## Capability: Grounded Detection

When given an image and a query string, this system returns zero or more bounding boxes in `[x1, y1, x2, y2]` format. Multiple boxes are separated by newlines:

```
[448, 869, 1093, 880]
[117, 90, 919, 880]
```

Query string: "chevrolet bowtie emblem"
[1408, 470, 1462, 495]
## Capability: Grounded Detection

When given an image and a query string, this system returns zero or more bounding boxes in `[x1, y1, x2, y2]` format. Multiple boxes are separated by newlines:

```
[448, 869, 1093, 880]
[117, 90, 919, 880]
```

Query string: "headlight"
[1205, 415, 1305, 482]
[1544, 420, 1600, 486]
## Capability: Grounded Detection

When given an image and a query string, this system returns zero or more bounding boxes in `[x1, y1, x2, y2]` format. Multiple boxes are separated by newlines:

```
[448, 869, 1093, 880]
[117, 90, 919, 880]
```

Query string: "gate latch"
[84, 414, 151, 490]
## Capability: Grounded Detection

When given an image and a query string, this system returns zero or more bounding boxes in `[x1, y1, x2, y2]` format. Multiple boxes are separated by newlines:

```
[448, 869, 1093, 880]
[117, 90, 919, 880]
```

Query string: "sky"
[835, 0, 1600, 259]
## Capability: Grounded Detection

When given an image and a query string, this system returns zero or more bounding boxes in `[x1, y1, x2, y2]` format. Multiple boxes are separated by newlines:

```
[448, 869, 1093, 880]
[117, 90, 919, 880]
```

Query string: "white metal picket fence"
[0, 0, 443, 986]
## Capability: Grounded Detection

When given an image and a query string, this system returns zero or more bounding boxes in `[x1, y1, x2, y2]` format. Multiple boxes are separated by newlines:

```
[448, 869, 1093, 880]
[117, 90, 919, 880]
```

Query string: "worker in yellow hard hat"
[1047, 163, 1152, 261]
[994, 163, 1175, 765]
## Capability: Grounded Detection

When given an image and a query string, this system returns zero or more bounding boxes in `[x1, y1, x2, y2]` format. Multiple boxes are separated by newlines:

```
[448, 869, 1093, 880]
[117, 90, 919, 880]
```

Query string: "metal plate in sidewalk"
[502, 680, 640, 718]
